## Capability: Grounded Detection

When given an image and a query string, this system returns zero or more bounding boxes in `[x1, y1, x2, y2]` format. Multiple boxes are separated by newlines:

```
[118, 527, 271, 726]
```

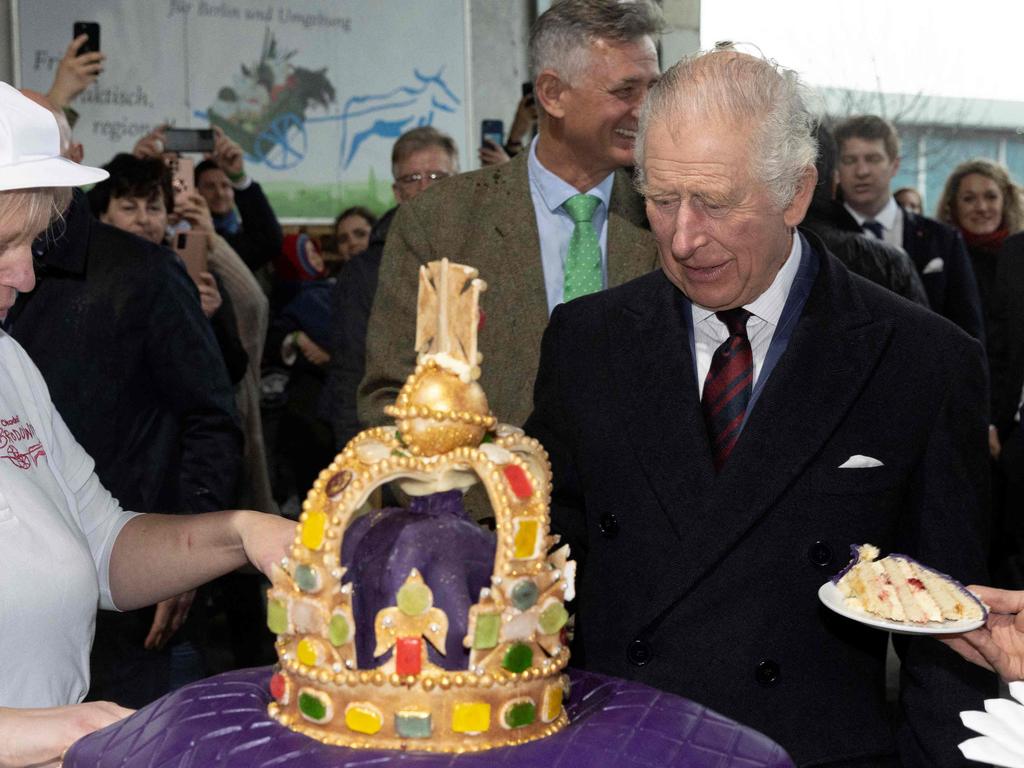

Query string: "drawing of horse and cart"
[200, 30, 461, 172]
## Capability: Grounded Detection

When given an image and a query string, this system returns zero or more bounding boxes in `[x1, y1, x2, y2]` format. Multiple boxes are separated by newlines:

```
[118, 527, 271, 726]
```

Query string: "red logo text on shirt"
[0, 414, 45, 470]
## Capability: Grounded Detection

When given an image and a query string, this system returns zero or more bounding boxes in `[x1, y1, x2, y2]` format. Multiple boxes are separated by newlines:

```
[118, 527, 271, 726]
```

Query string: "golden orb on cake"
[385, 360, 496, 456]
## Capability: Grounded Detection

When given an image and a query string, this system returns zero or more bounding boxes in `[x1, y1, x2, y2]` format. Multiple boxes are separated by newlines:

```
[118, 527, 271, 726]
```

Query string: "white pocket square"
[922, 257, 944, 275]
[839, 455, 884, 469]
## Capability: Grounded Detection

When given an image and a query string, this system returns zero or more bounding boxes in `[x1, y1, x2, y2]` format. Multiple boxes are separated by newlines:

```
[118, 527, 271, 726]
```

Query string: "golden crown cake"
[265, 259, 574, 751]
[63, 259, 796, 768]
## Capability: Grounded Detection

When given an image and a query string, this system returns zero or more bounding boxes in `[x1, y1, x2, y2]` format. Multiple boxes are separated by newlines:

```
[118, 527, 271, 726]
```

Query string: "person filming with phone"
[478, 85, 539, 167]
[134, 126, 283, 274]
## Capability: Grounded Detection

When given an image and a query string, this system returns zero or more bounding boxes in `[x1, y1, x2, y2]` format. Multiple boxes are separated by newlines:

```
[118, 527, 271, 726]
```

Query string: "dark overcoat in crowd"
[524, 234, 995, 768]
[985, 231, 1024, 587]
[10, 191, 242, 514]
[801, 207, 928, 306]
[219, 181, 284, 272]
[8, 191, 243, 707]
[322, 206, 396, 450]
[834, 202, 985, 342]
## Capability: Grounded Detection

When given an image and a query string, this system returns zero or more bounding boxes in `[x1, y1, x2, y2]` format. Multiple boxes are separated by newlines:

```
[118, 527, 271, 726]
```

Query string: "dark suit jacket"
[987, 231, 1024, 435]
[219, 181, 283, 272]
[986, 233, 1024, 587]
[359, 151, 658, 429]
[525, 241, 994, 767]
[801, 209, 928, 306]
[833, 202, 984, 341]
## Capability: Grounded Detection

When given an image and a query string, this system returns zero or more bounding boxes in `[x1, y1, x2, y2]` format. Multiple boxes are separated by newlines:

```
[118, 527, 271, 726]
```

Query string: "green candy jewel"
[502, 642, 533, 673]
[267, 599, 288, 634]
[397, 581, 431, 616]
[329, 613, 350, 646]
[538, 602, 569, 635]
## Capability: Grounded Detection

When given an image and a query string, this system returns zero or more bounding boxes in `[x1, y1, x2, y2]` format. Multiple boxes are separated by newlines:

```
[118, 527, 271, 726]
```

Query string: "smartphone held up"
[73, 21, 100, 53]
[481, 119, 504, 149]
[162, 128, 216, 153]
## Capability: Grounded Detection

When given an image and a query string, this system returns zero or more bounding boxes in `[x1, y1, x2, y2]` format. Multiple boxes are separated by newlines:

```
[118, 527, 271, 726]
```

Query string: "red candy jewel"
[270, 672, 287, 700]
[502, 464, 533, 499]
[395, 637, 423, 676]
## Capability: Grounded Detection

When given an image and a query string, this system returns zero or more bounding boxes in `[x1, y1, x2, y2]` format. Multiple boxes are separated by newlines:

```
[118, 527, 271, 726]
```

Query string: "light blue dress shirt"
[527, 138, 615, 314]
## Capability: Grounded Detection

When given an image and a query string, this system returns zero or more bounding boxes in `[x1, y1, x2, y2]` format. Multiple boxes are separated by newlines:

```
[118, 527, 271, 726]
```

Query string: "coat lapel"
[632, 252, 896, 632]
[608, 272, 716, 546]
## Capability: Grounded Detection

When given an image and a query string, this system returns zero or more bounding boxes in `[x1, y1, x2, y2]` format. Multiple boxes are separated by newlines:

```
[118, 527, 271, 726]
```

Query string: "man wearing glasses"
[389, 127, 460, 207]
[358, 0, 662, 436]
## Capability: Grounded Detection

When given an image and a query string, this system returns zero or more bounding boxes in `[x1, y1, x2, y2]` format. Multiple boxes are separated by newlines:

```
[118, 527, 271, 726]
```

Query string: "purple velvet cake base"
[65, 667, 794, 767]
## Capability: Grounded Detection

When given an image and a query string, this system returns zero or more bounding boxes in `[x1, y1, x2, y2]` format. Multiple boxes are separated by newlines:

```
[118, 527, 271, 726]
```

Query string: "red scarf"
[962, 226, 1009, 252]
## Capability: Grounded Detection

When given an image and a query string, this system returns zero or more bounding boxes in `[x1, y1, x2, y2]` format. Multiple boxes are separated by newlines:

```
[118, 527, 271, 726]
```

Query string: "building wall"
[1, 0, 13, 84]
[468, 0, 533, 164]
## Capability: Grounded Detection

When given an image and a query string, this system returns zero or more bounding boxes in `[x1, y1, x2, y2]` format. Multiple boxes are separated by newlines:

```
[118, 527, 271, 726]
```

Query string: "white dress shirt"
[692, 234, 802, 397]
[844, 196, 904, 250]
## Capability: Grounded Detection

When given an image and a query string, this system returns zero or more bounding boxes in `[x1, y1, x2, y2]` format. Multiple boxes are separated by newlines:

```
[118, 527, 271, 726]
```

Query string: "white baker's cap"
[0, 81, 108, 191]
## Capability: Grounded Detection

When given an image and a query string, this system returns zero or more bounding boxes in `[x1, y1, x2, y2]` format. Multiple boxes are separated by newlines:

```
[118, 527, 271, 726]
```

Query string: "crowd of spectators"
[8, 2, 1024, 765]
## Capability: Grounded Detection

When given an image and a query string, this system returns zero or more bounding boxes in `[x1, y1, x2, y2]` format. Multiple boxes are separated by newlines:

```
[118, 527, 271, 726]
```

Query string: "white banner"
[17, 0, 470, 220]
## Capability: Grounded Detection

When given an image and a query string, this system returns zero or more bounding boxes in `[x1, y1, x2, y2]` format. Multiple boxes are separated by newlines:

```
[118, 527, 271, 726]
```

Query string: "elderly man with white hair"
[525, 50, 994, 767]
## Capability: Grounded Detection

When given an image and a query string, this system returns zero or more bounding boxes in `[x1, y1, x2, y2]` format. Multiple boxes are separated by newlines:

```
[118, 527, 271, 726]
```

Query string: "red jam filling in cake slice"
[832, 544, 985, 625]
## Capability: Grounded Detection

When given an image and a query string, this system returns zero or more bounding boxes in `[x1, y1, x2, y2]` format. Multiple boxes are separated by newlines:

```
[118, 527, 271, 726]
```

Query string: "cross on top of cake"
[833, 544, 986, 625]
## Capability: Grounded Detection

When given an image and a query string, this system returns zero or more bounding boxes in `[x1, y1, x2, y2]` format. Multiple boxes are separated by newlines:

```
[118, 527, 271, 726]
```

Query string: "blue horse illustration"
[336, 69, 461, 169]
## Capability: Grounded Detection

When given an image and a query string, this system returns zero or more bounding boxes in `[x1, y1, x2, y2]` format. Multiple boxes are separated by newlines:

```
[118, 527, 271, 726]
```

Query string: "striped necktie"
[702, 308, 753, 471]
[562, 193, 602, 302]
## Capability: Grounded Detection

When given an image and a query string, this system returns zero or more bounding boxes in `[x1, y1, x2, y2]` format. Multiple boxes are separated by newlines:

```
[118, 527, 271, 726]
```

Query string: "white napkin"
[838, 454, 884, 469]
[960, 682, 1024, 766]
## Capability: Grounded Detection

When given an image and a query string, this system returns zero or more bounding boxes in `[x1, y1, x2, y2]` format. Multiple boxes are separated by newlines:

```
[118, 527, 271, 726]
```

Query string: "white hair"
[635, 50, 818, 209]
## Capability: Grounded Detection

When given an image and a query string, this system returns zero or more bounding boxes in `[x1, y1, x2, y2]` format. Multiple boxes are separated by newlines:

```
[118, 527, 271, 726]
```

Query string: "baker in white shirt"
[0, 82, 295, 768]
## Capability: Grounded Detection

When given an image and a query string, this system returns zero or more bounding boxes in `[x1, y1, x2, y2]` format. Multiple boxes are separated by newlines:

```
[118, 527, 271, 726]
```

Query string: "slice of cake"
[833, 544, 986, 625]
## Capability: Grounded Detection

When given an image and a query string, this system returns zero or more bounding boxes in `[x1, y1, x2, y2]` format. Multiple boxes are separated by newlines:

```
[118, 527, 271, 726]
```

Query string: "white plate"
[818, 581, 985, 635]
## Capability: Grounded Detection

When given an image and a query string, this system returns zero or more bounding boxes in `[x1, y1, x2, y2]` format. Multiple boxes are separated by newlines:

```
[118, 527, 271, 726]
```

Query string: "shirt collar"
[844, 196, 899, 230]
[527, 136, 614, 213]
[692, 232, 802, 327]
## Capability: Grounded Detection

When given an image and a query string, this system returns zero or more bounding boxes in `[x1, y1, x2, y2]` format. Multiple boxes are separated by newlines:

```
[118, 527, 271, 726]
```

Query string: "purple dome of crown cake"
[340, 489, 495, 671]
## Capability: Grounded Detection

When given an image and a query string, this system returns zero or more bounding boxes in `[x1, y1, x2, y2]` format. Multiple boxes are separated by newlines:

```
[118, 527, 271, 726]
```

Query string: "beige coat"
[208, 233, 277, 514]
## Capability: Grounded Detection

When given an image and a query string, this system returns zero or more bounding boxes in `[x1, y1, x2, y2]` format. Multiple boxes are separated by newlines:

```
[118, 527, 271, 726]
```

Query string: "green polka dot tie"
[563, 193, 603, 302]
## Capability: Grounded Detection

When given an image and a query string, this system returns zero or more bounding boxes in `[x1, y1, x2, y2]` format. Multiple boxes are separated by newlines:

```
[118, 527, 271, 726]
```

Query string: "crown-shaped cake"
[266, 259, 575, 752]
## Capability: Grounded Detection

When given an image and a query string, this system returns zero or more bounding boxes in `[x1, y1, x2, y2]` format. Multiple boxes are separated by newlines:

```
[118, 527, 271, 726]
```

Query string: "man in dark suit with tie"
[833, 115, 984, 341]
[525, 50, 994, 767]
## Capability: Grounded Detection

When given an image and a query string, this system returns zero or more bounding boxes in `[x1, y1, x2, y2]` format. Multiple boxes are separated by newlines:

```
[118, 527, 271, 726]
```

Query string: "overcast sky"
[700, 1, 1021, 103]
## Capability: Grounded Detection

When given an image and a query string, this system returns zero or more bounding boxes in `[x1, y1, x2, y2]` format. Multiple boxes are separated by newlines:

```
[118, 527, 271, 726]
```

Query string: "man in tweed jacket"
[358, 0, 661, 430]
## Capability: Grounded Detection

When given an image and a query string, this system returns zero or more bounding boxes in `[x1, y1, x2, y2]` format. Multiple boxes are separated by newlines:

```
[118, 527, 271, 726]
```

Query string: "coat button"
[599, 513, 619, 539]
[807, 540, 834, 568]
[627, 639, 651, 666]
[755, 659, 780, 686]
